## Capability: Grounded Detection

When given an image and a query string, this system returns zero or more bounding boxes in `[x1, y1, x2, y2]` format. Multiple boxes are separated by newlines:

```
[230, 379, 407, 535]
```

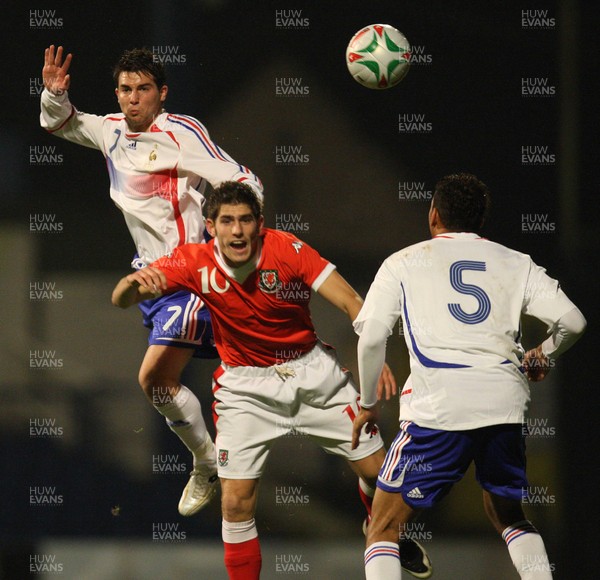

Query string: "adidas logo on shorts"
[407, 487, 424, 499]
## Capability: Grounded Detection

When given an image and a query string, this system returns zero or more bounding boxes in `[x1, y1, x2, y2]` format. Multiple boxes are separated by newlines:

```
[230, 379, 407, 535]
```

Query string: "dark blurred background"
[2, 1, 598, 578]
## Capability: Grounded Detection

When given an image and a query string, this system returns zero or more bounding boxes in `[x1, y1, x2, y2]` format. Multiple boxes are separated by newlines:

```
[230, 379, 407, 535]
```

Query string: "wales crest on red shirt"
[258, 269, 281, 293]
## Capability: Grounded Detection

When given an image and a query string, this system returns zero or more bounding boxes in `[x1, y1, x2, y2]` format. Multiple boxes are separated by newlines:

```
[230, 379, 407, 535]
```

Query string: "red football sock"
[358, 478, 375, 518]
[224, 537, 262, 579]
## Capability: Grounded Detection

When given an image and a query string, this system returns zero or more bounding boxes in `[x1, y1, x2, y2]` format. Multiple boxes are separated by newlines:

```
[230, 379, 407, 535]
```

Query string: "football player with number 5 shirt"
[40, 45, 263, 516]
[111, 181, 433, 580]
[352, 173, 586, 580]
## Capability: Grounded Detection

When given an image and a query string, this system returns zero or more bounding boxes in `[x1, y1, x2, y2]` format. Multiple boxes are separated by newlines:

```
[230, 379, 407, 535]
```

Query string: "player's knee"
[138, 368, 179, 402]
[221, 489, 255, 521]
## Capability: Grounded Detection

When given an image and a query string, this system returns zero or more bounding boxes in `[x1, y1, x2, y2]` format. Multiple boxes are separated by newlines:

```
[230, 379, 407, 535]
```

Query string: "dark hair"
[432, 173, 491, 233]
[206, 181, 263, 221]
[113, 48, 167, 89]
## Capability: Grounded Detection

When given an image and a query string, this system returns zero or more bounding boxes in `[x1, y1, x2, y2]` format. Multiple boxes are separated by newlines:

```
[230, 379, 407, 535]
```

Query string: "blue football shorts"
[138, 290, 218, 359]
[377, 420, 528, 508]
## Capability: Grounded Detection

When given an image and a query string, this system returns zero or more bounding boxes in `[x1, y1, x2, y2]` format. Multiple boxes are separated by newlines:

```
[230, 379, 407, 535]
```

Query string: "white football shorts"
[212, 341, 384, 479]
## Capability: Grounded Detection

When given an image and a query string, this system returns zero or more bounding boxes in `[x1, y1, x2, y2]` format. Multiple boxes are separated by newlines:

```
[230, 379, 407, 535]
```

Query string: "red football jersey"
[152, 228, 335, 366]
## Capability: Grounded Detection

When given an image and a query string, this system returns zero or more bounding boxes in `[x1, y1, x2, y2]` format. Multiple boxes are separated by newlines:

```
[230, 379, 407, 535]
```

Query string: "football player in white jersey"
[352, 173, 586, 579]
[40, 45, 263, 516]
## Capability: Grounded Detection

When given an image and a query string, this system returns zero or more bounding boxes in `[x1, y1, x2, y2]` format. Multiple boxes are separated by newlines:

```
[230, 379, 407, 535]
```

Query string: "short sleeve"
[279, 233, 334, 290]
[152, 246, 196, 294]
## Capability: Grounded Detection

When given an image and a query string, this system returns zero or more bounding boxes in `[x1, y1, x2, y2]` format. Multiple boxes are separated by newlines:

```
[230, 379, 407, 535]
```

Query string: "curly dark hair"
[206, 181, 263, 221]
[432, 173, 491, 233]
[112, 47, 167, 88]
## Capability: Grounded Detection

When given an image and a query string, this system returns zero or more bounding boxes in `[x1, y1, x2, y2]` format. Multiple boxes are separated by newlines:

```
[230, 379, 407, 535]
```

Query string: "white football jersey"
[354, 232, 578, 430]
[40, 90, 263, 264]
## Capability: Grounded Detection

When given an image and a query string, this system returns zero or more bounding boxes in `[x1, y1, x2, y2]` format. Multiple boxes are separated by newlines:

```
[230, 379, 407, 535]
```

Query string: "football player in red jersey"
[112, 181, 431, 579]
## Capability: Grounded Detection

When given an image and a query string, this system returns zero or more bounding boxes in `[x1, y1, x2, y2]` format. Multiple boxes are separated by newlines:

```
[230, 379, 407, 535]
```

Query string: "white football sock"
[222, 518, 259, 543]
[154, 385, 212, 466]
[503, 520, 553, 579]
[365, 542, 401, 579]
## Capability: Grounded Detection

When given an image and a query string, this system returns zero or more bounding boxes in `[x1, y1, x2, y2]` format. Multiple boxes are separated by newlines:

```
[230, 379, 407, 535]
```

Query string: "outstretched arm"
[40, 45, 104, 148]
[43, 45, 72, 96]
[316, 269, 364, 321]
[316, 270, 397, 401]
[351, 318, 390, 449]
[112, 267, 168, 309]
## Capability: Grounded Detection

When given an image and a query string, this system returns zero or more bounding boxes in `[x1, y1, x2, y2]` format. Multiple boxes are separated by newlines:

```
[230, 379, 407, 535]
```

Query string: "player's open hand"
[352, 407, 379, 450]
[43, 45, 72, 95]
[376, 362, 397, 401]
[523, 345, 552, 382]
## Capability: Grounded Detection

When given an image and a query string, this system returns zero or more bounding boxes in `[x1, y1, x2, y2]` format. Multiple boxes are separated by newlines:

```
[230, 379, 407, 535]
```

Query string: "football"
[346, 24, 411, 89]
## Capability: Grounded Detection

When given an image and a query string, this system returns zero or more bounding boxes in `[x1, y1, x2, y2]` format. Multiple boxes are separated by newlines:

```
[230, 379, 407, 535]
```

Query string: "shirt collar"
[433, 232, 484, 240]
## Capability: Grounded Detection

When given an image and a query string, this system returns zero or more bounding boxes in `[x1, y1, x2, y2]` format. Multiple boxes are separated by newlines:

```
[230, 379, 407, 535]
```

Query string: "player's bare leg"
[363, 486, 421, 579]
[220, 478, 262, 580]
[483, 490, 552, 579]
[349, 450, 432, 579]
[139, 345, 217, 515]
